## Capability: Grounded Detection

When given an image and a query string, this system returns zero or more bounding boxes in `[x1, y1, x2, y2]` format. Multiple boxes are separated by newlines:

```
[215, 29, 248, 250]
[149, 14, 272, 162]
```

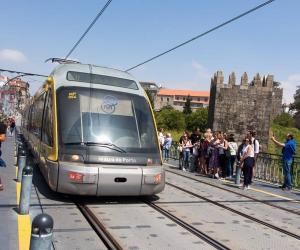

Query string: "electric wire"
[65, 0, 113, 59]
[0, 68, 47, 78]
[126, 0, 275, 71]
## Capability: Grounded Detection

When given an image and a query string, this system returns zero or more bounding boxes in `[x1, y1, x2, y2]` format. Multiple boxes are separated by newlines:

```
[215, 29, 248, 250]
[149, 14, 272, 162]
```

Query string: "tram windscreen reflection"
[57, 87, 159, 154]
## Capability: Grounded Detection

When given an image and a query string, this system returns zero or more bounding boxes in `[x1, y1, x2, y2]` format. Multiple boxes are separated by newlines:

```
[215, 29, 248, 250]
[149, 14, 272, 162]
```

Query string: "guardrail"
[255, 153, 300, 188]
[168, 142, 300, 188]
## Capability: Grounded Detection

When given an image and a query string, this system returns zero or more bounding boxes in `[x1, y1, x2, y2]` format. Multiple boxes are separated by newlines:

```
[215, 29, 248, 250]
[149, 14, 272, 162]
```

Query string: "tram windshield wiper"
[64, 142, 85, 145]
[85, 142, 127, 153]
[63, 141, 127, 153]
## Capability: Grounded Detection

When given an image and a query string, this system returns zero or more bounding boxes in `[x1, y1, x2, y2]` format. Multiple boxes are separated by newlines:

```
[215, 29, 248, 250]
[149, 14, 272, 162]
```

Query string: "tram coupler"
[17, 154, 27, 182]
[30, 213, 54, 250]
[19, 166, 33, 215]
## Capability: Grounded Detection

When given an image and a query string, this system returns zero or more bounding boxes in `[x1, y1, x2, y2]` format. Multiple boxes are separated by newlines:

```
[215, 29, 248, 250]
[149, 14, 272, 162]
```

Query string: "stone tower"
[208, 71, 283, 151]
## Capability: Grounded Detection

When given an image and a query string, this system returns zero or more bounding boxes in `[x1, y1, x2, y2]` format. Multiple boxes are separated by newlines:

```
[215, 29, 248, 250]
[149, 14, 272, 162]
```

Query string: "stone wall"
[208, 71, 283, 151]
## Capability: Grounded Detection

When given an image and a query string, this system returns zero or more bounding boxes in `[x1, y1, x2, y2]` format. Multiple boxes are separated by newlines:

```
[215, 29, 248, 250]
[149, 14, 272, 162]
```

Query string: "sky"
[0, 0, 299, 103]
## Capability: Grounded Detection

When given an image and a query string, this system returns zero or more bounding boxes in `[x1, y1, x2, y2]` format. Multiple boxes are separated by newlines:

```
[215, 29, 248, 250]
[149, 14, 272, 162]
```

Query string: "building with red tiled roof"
[154, 88, 210, 111]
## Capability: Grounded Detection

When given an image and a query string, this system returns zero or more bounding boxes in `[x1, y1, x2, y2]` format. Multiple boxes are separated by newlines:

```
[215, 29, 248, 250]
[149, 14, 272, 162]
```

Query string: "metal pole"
[16, 144, 25, 166]
[19, 166, 33, 214]
[235, 161, 241, 185]
[30, 214, 54, 250]
[17, 154, 26, 182]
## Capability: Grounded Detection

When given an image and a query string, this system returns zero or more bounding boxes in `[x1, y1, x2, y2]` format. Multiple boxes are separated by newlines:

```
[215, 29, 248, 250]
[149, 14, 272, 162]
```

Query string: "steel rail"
[165, 168, 300, 216]
[144, 200, 230, 250]
[76, 203, 122, 250]
[166, 182, 300, 240]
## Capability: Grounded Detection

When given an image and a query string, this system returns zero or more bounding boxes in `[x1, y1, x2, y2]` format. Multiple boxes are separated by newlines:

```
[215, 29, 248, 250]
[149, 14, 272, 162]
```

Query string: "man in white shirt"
[158, 128, 165, 152]
[250, 131, 259, 176]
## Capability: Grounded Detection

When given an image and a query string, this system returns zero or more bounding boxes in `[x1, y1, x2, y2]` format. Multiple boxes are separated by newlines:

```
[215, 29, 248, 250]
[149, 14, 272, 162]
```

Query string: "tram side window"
[42, 90, 53, 146]
[29, 103, 37, 134]
[28, 106, 33, 132]
[31, 93, 46, 138]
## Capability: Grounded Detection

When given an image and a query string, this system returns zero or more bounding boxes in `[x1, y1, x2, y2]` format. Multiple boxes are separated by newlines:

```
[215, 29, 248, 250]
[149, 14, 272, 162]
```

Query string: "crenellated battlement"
[211, 71, 277, 89]
[208, 71, 283, 151]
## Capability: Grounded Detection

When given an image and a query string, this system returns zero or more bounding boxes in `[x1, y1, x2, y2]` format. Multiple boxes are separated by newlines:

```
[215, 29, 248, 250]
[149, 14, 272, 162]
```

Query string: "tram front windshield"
[57, 87, 159, 155]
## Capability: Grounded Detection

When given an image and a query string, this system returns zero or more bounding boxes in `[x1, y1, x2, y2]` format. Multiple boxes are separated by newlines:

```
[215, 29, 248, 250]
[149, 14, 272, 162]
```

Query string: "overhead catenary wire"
[0, 68, 47, 78]
[126, 0, 275, 72]
[65, 0, 113, 59]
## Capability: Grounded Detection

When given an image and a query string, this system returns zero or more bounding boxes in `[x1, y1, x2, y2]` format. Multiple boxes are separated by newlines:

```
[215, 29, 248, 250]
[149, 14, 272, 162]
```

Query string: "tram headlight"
[144, 173, 162, 184]
[62, 154, 84, 162]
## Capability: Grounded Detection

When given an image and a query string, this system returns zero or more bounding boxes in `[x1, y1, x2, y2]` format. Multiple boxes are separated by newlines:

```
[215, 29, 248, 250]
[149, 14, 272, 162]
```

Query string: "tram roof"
[49, 63, 144, 95]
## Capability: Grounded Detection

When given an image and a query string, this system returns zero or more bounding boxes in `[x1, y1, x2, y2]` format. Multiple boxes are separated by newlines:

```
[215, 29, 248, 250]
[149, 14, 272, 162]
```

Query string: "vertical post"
[17, 154, 27, 182]
[30, 214, 54, 250]
[235, 162, 241, 185]
[19, 166, 33, 214]
[16, 143, 25, 166]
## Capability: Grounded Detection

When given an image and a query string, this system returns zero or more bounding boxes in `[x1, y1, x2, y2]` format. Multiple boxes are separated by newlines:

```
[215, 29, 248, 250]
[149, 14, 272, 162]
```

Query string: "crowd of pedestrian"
[158, 126, 297, 191]
[158, 127, 260, 190]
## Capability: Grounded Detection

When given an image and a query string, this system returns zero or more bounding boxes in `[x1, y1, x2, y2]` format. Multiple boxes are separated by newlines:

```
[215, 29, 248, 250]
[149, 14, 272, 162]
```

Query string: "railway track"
[144, 200, 230, 250]
[165, 181, 300, 241]
[165, 168, 300, 216]
[76, 203, 122, 250]
[76, 198, 229, 250]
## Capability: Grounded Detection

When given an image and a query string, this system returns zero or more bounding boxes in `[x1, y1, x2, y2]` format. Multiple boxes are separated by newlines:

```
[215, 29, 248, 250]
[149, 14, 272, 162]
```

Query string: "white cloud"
[0, 49, 27, 63]
[160, 61, 211, 90]
[191, 60, 210, 81]
[281, 74, 300, 104]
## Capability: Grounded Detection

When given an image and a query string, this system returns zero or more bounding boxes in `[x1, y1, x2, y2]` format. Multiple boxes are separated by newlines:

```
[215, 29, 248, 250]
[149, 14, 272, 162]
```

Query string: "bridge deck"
[1, 135, 299, 249]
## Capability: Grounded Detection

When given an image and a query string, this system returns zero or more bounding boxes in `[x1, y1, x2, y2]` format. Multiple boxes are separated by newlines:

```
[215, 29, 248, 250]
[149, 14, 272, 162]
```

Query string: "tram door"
[40, 87, 59, 191]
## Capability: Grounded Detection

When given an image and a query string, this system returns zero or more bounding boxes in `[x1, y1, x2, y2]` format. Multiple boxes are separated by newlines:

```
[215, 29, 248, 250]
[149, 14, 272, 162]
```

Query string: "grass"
[269, 123, 300, 156]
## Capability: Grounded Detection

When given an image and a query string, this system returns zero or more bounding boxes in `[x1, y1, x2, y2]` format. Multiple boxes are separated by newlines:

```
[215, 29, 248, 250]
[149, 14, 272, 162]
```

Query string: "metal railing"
[168, 142, 300, 188]
[255, 153, 300, 188]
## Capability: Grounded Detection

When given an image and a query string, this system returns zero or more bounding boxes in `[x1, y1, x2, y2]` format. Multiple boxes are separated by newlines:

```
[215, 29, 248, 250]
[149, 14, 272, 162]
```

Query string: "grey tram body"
[21, 63, 165, 196]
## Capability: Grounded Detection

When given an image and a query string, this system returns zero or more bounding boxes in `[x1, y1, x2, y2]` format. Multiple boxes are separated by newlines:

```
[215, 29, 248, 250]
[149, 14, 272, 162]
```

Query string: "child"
[163, 133, 172, 162]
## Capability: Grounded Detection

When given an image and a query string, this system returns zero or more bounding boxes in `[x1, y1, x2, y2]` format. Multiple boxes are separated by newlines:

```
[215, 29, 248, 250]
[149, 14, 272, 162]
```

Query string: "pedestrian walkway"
[1, 134, 300, 249]
[0, 135, 19, 250]
[0, 134, 107, 250]
[164, 159, 300, 212]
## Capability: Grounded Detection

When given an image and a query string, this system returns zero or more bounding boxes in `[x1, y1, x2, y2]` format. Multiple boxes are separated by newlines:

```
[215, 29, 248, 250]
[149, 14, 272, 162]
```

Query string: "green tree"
[185, 107, 208, 131]
[155, 107, 185, 131]
[273, 113, 295, 127]
[183, 95, 192, 114]
[273, 81, 281, 87]
[290, 86, 300, 111]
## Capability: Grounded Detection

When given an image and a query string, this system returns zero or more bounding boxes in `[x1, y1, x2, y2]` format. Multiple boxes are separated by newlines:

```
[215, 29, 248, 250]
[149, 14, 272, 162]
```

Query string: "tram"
[21, 62, 165, 196]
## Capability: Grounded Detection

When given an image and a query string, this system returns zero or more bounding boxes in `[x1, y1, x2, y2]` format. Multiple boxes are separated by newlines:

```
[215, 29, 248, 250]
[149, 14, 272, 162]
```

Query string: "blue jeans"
[0, 150, 5, 168]
[283, 160, 292, 189]
[183, 151, 190, 168]
[0, 157, 6, 168]
[163, 149, 170, 161]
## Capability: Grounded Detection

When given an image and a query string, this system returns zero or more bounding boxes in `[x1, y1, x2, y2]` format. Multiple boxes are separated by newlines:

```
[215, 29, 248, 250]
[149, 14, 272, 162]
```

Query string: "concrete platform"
[0, 135, 19, 250]
[0, 135, 106, 250]
[165, 158, 300, 210]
